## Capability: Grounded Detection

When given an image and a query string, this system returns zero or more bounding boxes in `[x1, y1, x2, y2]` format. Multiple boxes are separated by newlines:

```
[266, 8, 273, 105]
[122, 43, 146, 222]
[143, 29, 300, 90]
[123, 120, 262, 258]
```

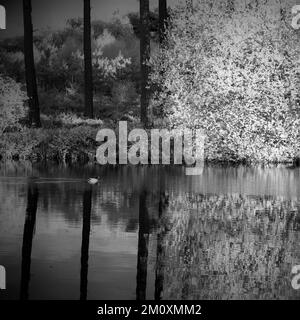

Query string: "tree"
[140, 0, 150, 126]
[84, 0, 94, 118]
[20, 184, 38, 300]
[154, 191, 169, 300]
[23, 0, 41, 127]
[128, 10, 159, 39]
[136, 190, 149, 300]
[150, 1, 300, 163]
[0, 75, 27, 134]
[80, 188, 92, 300]
[159, 0, 168, 44]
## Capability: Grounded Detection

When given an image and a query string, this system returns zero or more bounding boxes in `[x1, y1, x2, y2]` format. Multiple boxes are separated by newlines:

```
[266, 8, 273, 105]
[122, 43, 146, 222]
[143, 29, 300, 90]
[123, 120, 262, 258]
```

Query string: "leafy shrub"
[46, 126, 98, 162]
[0, 126, 99, 162]
[39, 88, 84, 115]
[0, 128, 48, 160]
[150, 1, 300, 163]
[111, 80, 138, 107]
[0, 74, 27, 134]
[0, 49, 25, 82]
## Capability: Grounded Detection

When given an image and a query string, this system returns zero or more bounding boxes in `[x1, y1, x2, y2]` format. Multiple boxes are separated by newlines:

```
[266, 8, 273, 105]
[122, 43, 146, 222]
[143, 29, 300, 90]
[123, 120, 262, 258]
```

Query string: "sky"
[0, 0, 181, 39]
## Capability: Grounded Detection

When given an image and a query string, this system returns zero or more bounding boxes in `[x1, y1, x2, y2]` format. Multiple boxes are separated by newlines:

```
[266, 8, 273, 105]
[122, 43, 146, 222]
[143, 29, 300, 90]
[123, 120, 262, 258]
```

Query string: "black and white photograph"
[0, 0, 300, 313]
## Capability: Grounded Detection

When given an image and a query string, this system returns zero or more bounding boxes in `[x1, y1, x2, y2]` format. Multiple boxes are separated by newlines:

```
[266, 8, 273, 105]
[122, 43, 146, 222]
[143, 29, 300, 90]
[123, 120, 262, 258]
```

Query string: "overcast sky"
[0, 0, 181, 39]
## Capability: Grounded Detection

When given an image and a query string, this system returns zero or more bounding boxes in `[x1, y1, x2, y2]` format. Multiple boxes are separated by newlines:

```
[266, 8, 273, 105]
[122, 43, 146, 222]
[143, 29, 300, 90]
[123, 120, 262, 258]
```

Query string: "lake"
[0, 162, 300, 300]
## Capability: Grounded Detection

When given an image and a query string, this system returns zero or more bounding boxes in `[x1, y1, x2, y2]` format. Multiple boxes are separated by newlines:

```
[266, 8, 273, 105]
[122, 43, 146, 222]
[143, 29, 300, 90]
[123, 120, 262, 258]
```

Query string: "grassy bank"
[0, 125, 98, 162]
[1, 119, 300, 165]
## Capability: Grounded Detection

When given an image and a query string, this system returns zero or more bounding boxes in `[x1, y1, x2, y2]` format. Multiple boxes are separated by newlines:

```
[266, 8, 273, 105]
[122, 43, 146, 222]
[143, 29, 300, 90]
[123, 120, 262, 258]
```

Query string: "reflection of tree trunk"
[80, 188, 92, 300]
[84, 0, 94, 118]
[20, 184, 38, 300]
[136, 190, 149, 300]
[181, 215, 194, 299]
[140, 0, 150, 126]
[159, 0, 167, 44]
[154, 192, 167, 300]
[23, 0, 41, 127]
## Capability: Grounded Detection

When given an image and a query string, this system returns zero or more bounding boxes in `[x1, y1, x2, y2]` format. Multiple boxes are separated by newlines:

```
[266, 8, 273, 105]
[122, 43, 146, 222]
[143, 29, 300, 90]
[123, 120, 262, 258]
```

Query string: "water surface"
[0, 162, 300, 300]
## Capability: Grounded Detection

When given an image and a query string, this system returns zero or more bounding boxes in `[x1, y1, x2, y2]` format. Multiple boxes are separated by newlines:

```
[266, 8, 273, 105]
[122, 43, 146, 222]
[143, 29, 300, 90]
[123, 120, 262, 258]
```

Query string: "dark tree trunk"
[140, 0, 150, 127]
[20, 184, 38, 300]
[23, 0, 41, 128]
[84, 0, 94, 118]
[80, 188, 92, 300]
[159, 0, 168, 45]
[154, 192, 168, 300]
[136, 190, 149, 300]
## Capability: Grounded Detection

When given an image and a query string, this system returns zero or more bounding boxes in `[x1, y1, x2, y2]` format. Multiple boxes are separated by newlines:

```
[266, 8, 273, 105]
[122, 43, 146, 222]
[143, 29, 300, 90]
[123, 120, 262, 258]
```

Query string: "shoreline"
[1, 122, 300, 166]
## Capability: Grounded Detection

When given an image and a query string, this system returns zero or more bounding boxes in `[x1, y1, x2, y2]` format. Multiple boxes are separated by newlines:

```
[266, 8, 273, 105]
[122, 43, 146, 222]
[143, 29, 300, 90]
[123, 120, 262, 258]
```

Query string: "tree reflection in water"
[161, 194, 300, 300]
[154, 192, 169, 300]
[0, 164, 299, 300]
[136, 189, 150, 300]
[20, 183, 38, 300]
[80, 187, 92, 300]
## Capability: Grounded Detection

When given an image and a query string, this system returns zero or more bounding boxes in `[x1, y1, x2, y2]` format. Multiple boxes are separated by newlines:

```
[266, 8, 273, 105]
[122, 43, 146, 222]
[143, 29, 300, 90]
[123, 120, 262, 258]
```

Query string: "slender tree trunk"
[84, 0, 94, 118]
[20, 184, 38, 300]
[136, 190, 149, 300]
[159, 0, 168, 45]
[23, 0, 41, 128]
[154, 192, 168, 300]
[140, 0, 150, 127]
[80, 188, 92, 300]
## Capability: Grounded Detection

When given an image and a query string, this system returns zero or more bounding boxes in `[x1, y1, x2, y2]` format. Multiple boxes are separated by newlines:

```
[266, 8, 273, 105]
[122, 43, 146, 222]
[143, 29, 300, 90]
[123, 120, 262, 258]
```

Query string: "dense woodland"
[0, 0, 300, 163]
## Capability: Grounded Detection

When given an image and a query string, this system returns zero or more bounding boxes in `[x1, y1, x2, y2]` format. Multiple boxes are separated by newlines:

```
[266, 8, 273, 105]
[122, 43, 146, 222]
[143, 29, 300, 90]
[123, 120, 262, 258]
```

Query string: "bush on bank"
[0, 126, 98, 162]
[0, 75, 27, 134]
[150, 1, 300, 163]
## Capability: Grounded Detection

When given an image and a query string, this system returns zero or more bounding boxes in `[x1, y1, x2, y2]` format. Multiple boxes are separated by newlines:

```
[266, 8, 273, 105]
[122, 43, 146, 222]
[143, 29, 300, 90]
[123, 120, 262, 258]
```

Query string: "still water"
[0, 162, 300, 300]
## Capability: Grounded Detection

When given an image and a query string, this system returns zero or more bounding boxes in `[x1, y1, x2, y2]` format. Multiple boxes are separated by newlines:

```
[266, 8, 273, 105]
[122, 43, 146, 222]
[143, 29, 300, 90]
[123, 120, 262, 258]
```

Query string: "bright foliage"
[150, 0, 300, 162]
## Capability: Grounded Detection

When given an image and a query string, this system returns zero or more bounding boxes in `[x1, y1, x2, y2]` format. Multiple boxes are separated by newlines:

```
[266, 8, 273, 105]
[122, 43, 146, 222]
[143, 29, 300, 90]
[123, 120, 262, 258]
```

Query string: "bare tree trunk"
[20, 184, 38, 300]
[23, 0, 41, 128]
[159, 0, 168, 45]
[80, 188, 92, 300]
[136, 190, 149, 300]
[84, 0, 94, 118]
[154, 192, 168, 300]
[140, 0, 150, 127]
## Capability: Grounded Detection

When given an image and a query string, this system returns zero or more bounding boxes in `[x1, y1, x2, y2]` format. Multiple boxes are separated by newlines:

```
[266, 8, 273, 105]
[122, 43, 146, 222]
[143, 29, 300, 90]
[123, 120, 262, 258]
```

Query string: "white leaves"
[0, 75, 27, 134]
[150, 0, 300, 163]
